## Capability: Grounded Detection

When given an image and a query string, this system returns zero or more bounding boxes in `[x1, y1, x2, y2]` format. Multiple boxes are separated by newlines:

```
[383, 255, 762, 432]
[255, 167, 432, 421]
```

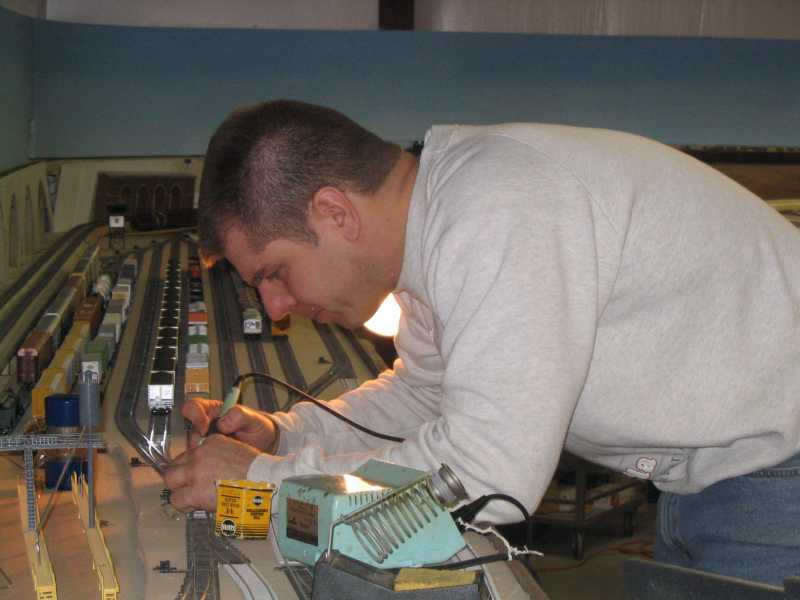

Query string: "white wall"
[416, 0, 800, 39]
[8, 0, 800, 38]
[45, 0, 378, 29]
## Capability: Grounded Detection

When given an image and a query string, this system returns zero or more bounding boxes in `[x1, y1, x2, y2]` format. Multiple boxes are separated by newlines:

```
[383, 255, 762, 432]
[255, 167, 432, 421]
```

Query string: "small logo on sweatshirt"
[625, 456, 657, 479]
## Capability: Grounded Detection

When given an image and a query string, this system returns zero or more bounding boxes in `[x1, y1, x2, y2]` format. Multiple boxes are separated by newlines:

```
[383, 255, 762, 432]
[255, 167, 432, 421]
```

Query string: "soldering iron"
[201, 371, 404, 443]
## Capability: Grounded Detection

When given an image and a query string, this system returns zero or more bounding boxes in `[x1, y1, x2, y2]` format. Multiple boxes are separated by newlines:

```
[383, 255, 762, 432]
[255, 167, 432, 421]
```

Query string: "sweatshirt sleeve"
[250, 137, 607, 523]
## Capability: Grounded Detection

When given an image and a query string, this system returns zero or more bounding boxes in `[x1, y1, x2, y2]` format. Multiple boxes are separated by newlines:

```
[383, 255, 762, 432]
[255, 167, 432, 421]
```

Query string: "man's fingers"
[181, 397, 223, 427]
[180, 397, 203, 420]
[169, 448, 192, 466]
[217, 406, 247, 434]
[169, 486, 196, 513]
[163, 462, 190, 491]
[188, 430, 203, 448]
[162, 435, 263, 514]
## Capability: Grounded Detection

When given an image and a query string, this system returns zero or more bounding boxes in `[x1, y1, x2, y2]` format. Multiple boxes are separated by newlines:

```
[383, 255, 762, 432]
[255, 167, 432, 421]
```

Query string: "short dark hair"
[198, 99, 401, 257]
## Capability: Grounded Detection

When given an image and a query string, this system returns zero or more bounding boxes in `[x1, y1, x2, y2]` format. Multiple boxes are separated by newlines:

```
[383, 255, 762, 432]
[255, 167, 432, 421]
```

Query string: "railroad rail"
[173, 239, 195, 423]
[309, 323, 357, 396]
[228, 268, 278, 412]
[283, 565, 315, 600]
[186, 511, 279, 600]
[114, 239, 170, 472]
[177, 513, 221, 600]
[0, 222, 98, 316]
[272, 334, 306, 407]
[246, 334, 279, 412]
[0, 222, 99, 374]
[180, 259, 250, 600]
[222, 564, 279, 600]
[145, 236, 184, 457]
[340, 327, 383, 377]
[223, 264, 278, 412]
[208, 261, 239, 392]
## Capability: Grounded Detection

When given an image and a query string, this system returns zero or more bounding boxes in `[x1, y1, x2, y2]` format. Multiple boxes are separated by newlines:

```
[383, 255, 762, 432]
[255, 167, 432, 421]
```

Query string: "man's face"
[222, 223, 385, 330]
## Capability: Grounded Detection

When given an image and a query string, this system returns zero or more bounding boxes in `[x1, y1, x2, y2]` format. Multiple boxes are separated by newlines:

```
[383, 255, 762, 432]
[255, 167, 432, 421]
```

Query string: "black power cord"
[233, 371, 405, 443]
[451, 493, 534, 549]
[446, 493, 542, 583]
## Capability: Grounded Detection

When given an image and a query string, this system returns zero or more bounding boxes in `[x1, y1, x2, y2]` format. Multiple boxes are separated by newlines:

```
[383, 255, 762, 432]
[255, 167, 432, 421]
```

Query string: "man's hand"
[163, 434, 264, 512]
[182, 396, 279, 452]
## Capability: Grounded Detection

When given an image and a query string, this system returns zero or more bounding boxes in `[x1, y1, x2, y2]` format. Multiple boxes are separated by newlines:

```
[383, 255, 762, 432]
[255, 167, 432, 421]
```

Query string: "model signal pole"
[107, 202, 126, 251]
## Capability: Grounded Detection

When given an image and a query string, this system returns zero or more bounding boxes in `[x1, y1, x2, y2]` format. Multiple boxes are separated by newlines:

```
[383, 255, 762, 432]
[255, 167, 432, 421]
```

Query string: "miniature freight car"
[81, 338, 112, 384]
[148, 371, 174, 414]
[44, 286, 78, 342]
[92, 272, 114, 305]
[243, 308, 262, 336]
[17, 331, 55, 385]
[74, 296, 104, 338]
[238, 287, 263, 336]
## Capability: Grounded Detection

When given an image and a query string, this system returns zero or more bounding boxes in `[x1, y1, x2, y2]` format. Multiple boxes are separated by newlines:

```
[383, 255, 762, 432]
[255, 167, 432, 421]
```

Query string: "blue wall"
[29, 19, 800, 158]
[0, 6, 33, 172]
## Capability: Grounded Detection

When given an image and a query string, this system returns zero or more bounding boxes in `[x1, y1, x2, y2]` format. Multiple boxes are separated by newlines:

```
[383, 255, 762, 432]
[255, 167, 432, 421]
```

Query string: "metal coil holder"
[326, 463, 468, 564]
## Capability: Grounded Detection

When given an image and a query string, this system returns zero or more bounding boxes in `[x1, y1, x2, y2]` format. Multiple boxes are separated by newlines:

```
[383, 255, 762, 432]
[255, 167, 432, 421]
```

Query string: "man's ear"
[309, 187, 361, 242]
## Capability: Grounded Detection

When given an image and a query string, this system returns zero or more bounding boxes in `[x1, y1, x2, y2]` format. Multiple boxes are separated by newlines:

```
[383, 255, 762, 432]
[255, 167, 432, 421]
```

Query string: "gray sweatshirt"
[249, 124, 800, 523]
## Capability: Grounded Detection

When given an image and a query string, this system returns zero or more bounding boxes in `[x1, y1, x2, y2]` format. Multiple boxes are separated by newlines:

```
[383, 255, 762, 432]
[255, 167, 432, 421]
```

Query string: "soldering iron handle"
[203, 385, 241, 437]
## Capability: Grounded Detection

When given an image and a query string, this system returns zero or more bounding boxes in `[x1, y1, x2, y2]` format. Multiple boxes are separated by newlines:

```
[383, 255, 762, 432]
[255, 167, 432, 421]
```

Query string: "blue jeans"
[654, 452, 800, 586]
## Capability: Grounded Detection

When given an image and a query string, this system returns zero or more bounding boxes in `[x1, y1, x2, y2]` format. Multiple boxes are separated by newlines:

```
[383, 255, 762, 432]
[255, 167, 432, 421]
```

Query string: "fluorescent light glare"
[364, 294, 401, 337]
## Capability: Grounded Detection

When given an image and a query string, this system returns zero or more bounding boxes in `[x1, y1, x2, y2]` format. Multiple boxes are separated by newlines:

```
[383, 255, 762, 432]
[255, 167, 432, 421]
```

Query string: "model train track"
[218, 265, 311, 410]
[178, 513, 221, 600]
[0, 222, 98, 370]
[188, 258, 239, 600]
[208, 261, 239, 391]
[115, 239, 171, 472]
[271, 333, 307, 408]
[179, 512, 278, 600]
[222, 562, 279, 600]
[169, 238, 191, 436]
[284, 565, 314, 600]
[246, 333, 278, 412]
[340, 327, 383, 377]
[309, 323, 357, 396]
[146, 237, 183, 455]
[0, 222, 97, 312]
[229, 266, 279, 413]
[180, 259, 282, 600]
[221, 264, 278, 412]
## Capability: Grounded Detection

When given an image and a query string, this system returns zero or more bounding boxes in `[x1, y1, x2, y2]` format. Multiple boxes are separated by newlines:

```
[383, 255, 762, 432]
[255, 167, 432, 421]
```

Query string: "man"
[165, 99, 800, 585]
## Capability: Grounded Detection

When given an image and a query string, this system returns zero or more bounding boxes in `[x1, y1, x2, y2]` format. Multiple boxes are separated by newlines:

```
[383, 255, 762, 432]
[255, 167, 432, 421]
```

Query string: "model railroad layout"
[1, 228, 389, 600]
